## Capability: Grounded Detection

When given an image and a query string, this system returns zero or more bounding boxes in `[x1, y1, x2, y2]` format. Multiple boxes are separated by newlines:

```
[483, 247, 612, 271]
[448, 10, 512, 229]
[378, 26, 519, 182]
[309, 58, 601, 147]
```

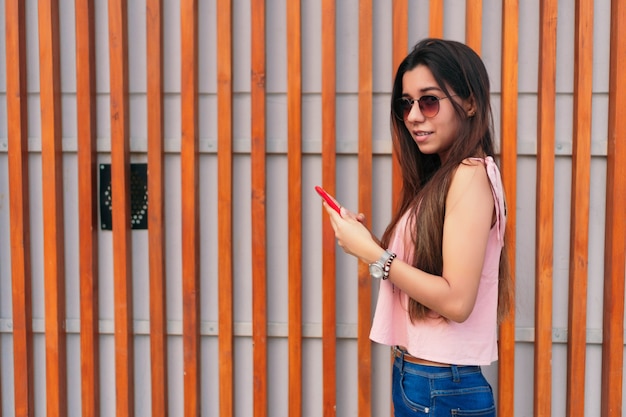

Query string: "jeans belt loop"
[451, 364, 461, 382]
[394, 346, 405, 372]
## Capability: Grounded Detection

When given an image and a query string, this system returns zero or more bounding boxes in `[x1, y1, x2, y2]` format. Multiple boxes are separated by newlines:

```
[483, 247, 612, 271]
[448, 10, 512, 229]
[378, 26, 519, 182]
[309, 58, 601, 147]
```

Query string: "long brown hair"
[381, 39, 513, 323]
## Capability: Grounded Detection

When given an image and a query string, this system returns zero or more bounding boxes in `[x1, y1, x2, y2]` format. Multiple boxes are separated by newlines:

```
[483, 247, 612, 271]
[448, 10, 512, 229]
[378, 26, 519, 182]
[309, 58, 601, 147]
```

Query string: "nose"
[405, 100, 425, 122]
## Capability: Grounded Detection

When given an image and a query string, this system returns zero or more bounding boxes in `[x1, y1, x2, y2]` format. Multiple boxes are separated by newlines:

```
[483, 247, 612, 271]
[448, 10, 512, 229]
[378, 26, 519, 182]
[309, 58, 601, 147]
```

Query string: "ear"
[463, 96, 476, 117]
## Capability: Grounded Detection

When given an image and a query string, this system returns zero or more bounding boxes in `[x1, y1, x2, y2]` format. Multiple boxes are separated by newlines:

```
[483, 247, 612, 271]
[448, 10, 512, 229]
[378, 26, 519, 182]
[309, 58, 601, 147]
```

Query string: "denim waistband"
[393, 347, 482, 379]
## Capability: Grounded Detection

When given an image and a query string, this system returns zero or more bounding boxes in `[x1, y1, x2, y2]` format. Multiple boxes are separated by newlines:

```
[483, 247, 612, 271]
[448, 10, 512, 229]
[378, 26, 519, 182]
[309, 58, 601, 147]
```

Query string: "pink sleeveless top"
[369, 157, 506, 366]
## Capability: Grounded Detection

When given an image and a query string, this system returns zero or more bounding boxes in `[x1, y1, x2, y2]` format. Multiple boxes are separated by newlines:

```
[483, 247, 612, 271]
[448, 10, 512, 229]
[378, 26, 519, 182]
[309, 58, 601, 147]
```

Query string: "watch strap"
[370, 250, 396, 279]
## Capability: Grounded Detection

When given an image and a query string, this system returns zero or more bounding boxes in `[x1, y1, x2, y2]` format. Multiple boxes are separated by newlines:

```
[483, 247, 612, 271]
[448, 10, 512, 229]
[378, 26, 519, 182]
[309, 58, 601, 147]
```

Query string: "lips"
[412, 130, 433, 142]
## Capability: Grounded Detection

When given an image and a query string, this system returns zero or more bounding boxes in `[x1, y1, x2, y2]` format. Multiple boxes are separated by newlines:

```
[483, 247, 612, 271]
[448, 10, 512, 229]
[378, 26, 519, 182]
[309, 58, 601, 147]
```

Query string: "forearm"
[385, 259, 478, 322]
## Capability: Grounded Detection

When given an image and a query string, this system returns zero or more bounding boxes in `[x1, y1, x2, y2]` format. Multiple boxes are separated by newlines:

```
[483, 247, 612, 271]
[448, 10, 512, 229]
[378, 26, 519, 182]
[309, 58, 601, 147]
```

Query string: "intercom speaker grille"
[99, 163, 148, 230]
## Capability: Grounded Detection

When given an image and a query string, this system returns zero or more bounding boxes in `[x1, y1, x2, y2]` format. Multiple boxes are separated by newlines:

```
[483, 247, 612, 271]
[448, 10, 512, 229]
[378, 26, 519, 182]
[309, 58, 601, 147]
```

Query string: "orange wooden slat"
[286, 0, 303, 415]
[358, 0, 373, 416]
[217, 0, 235, 416]
[600, 1, 626, 415]
[108, 1, 135, 415]
[5, 1, 35, 415]
[321, 0, 337, 415]
[497, 0, 518, 415]
[392, 0, 408, 71]
[37, 1, 68, 415]
[146, 0, 168, 416]
[534, 0, 558, 415]
[392, 0, 407, 212]
[465, 0, 482, 54]
[75, 0, 100, 416]
[180, 1, 201, 416]
[566, 0, 593, 415]
[429, 0, 444, 38]
[390, 4, 407, 414]
[251, 0, 268, 416]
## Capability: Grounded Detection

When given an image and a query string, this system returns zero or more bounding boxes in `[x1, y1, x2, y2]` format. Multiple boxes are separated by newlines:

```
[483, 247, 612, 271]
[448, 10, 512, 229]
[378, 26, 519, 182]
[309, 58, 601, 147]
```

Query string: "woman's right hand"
[322, 202, 383, 264]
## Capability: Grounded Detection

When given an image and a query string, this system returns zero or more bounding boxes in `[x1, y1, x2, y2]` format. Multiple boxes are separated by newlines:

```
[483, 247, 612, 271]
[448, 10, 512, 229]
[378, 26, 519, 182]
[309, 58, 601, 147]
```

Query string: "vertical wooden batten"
[75, 0, 100, 415]
[217, 0, 235, 415]
[357, 0, 373, 416]
[391, 0, 407, 212]
[321, 0, 337, 415]
[286, 1, 303, 415]
[534, 0, 558, 415]
[38, 0, 68, 415]
[498, 0, 518, 415]
[251, 0, 268, 416]
[601, 0, 626, 415]
[5, 0, 35, 415]
[566, 0, 594, 415]
[320, 0, 337, 417]
[180, 0, 201, 416]
[147, 0, 168, 416]
[108, 0, 134, 415]
[465, 0, 482, 54]
[392, 0, 408, 77]
[429, 0, 444, 38]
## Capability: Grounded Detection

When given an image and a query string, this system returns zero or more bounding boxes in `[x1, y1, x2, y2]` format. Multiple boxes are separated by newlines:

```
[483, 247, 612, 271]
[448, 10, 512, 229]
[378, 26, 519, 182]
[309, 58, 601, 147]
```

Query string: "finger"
[322, 200, 336, 216]
[323, 204, 343, 231]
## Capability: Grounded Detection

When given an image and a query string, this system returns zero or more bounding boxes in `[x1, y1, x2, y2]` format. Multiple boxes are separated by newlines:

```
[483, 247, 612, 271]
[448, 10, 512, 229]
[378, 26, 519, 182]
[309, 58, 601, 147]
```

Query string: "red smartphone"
[315, 186, 341, 214]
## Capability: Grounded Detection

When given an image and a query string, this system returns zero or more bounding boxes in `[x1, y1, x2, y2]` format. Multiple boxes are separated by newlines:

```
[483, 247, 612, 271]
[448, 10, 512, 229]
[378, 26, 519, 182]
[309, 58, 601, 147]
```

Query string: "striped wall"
[0, 0, 624, 416]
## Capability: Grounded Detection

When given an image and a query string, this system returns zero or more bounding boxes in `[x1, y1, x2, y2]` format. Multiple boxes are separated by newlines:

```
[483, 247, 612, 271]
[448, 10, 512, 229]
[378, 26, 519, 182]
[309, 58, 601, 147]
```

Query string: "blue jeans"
[392, 350, 496, 416]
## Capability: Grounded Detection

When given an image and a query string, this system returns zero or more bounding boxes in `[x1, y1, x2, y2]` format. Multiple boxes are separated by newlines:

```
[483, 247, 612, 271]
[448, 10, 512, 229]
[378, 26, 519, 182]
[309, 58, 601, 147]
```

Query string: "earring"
[468, 111, 475, 117]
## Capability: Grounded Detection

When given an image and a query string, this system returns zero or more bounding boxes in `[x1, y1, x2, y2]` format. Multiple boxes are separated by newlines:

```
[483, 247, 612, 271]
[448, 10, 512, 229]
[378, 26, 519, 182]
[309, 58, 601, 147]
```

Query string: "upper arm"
[440, 160, 494, 319]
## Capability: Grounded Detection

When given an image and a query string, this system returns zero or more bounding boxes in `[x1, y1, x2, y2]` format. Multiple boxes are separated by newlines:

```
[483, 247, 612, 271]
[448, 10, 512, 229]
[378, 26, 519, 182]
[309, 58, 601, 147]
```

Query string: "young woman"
[322, 39, 512, 416]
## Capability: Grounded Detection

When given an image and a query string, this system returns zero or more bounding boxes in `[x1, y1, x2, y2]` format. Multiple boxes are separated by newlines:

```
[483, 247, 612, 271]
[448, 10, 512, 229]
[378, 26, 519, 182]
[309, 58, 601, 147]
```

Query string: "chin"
[416, 144, 438, 155]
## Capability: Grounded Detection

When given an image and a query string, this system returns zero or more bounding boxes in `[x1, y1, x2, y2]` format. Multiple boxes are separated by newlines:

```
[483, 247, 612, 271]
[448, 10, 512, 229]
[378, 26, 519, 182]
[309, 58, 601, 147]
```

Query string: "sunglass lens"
[401, 98, 413, 119]
[418, 96, 439, 118]
[394, 98, 411, 120]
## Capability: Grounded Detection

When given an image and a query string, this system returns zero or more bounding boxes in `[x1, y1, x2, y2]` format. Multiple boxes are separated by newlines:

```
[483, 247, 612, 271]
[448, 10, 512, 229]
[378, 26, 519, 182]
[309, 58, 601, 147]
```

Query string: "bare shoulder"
[447, 158, 493, 206]
[451, 158, 490, 187]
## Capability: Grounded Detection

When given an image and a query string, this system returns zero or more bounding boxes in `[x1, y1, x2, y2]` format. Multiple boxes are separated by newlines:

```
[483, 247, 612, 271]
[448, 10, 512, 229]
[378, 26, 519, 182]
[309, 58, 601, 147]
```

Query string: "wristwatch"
[369, 250, 397, 280]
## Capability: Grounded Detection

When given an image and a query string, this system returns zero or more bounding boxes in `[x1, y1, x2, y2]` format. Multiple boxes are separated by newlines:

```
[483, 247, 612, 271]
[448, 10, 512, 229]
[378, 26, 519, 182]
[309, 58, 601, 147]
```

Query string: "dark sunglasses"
[393, 95, 455, 120]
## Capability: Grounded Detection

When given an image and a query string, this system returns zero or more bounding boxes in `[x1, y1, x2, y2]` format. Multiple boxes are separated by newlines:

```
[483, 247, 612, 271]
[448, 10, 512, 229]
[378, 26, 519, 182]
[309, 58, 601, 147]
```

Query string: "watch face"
[369, 263, 383, 279]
